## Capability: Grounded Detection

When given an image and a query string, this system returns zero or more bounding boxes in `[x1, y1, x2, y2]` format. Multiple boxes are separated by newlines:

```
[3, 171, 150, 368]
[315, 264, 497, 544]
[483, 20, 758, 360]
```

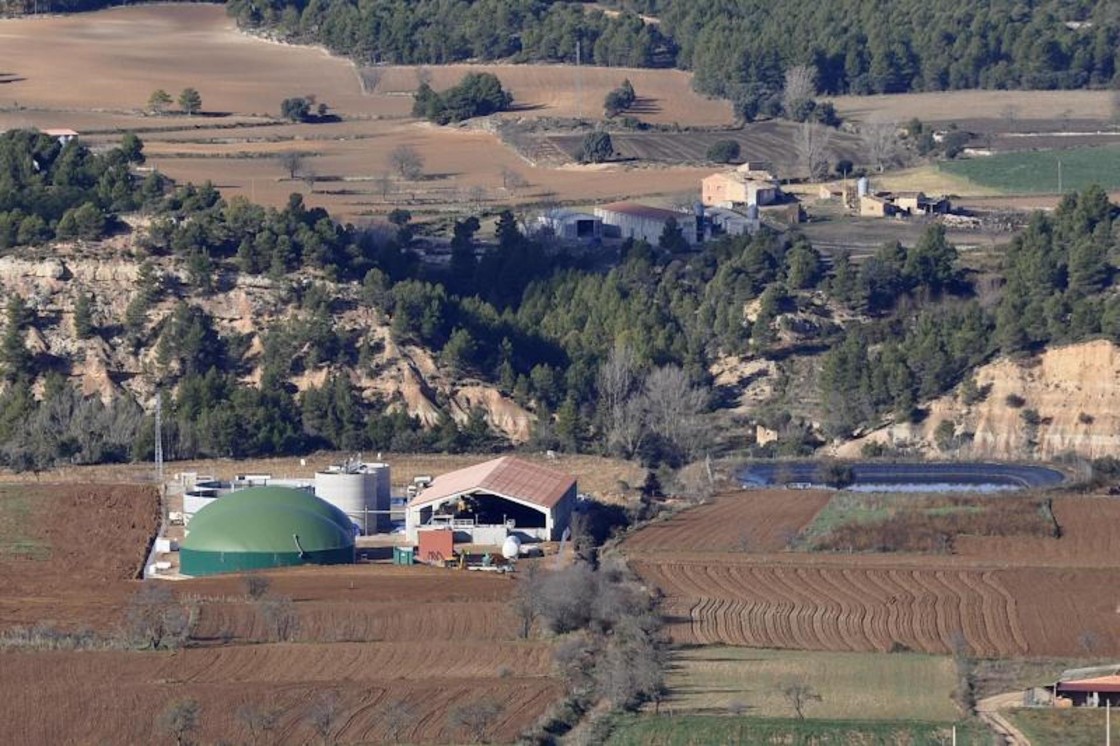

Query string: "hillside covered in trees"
[0, 130, 1119, 472]
[219, 0, 1118, 109]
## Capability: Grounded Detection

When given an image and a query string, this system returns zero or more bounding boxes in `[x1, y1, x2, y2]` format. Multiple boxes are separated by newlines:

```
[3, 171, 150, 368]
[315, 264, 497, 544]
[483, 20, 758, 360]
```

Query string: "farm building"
[42, 128, 79, 145]
[859, 194, 896, 218]
[859, 191, 951, 218]
[405, 455, 576, 544]
[701, 164, 781, 208]
[533, 208, 602, 243]
[595, 202, 706, 246]
[180, 486, 356, 576]
[1055, 664, 1120, 707]
[707, 205, 759, 237]
[893, 191, 951, 216]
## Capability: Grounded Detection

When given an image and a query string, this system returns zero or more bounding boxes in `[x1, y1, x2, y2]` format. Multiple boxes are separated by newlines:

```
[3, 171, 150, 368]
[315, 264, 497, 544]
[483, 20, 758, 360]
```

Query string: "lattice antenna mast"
[154, 390, 164, 484]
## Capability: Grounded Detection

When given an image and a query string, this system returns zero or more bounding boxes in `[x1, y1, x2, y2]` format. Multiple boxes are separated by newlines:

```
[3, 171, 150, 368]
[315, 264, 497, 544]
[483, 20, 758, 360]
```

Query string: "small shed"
[418, 528, 454, 565]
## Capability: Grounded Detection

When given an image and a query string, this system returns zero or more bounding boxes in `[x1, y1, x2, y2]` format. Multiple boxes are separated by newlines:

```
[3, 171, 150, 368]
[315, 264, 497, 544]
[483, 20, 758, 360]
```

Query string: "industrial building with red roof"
[405, 456, 577, 545]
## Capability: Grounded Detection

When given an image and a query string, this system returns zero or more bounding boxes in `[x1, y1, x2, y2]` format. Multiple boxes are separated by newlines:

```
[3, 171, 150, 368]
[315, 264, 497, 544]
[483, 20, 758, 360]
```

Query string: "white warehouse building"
[405, 456, 576, 544]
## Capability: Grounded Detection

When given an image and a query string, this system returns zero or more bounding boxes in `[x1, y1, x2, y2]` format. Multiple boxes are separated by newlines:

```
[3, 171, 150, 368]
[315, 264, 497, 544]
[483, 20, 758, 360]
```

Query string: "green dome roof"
[183, 486, 355, 554]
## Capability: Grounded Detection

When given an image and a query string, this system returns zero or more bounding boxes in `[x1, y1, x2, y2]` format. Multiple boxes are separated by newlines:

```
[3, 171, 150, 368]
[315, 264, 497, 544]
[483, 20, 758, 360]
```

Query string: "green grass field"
[605, 714, 987, 746]
[1010, 708, 1110, 746]
[664, 647, 961, 722]
[0, 486, 48, 559]
[940, 146, 1120, 194]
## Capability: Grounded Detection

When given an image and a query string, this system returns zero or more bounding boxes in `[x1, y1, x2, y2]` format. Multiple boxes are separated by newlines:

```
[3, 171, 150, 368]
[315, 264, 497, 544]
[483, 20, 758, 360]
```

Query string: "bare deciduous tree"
[512, 561, 541, 639]
[258, 596, 299, 642]
[642, 365, 710, 463]
[448, 699, 503, 743]
[597, 343, 642, 457]
[125, 582, 192, 650]
[159, 698, 201, 746]
[388, 145, 424, 180]
[781, 681, 822, 719]
[244, 574, 270, 600]
[795, 122, 833, 181]
[279, 151, 304, 180]
[359, 67, 383, 94]
[500, 167, 528, 193]
[416, 66, 432, 88]
[307, 691, 340, 745]
[375, 172, 394, 201]
[236, 703, 279, 745]
[782, 64, 817, 116]
[860, 118, 901, 173]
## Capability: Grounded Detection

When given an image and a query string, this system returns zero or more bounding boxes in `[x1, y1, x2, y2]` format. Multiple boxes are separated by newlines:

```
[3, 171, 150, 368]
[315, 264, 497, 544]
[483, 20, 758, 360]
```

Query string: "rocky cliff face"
[0, 242, 534, 443]
[835, 340, 1120, 460]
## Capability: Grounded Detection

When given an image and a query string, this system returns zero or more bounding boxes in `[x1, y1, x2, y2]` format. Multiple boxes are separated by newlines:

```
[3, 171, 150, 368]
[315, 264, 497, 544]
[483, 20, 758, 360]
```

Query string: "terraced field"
[624, 489, 1120, 658]
[640, 560, 1029, 656]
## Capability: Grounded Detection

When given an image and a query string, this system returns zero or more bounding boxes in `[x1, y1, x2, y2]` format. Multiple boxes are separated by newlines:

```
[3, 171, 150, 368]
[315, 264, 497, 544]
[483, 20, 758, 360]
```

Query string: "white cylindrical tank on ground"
[857, 176, 870, 197]
[502, 535, 522, 560]
[314, 463, 391, 534]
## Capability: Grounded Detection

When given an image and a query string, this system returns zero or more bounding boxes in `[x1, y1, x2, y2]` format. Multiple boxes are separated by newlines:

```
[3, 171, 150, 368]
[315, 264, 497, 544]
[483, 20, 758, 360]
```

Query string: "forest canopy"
[221, 0, 1119, 105]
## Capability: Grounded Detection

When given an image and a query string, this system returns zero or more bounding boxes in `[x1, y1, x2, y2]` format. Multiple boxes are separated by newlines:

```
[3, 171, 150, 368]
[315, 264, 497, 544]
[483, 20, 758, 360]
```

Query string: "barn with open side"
[180, 486, 356, 576]
[405, 456, 576, 544]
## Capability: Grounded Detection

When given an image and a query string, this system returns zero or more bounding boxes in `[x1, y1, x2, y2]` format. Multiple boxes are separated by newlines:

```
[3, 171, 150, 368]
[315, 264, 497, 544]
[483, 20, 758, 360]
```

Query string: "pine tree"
[74, 291, 94, 339]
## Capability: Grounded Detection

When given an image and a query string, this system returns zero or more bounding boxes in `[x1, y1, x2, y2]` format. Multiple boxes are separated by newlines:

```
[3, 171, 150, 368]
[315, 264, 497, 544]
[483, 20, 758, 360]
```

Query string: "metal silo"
[314, 459, 392, 534]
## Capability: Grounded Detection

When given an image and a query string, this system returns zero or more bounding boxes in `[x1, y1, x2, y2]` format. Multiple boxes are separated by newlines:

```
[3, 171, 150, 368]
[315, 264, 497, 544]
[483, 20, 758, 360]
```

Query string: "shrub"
[1004, 393, 1026, 408]
[413, 72, 512, 124]
[604, 79, 636, 117]
[706, 139, 741, 164]
[579, 131, 614, 164]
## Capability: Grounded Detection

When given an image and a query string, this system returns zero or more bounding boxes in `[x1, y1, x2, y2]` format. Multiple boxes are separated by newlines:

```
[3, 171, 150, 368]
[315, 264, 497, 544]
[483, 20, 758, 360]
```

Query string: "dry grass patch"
[662, 647, 960, 721]
[832, 90, 1114, 124]
[0, 451, 644, 503]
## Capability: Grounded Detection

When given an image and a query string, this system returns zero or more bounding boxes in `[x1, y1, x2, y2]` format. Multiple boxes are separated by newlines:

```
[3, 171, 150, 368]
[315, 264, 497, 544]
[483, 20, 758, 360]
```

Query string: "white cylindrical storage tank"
[366, 463, 392, 533]
[502, 535, 522, 560]
[857, 176, 870, 197]
[315, 470, 377, 534]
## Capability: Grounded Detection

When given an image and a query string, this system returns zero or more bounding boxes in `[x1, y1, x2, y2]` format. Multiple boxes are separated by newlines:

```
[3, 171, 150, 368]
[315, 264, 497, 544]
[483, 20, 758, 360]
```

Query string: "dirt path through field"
[977, 692, 1032, 746]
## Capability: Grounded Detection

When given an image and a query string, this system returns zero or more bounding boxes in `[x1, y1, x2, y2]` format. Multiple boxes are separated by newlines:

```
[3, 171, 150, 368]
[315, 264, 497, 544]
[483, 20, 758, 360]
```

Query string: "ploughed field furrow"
[191, 600, 518, 643]
[641, 561, 1029, 655]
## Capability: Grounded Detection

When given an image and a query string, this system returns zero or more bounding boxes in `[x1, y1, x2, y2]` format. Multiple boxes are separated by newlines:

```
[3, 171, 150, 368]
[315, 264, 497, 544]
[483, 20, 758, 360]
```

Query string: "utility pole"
[575, 39, 582, 120]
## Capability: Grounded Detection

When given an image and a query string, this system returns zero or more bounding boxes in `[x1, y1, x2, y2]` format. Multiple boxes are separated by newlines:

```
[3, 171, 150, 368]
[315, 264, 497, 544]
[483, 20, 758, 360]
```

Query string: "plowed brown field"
[626, 493, 1120, 658]
[0, 482, 562, 744]
[1, 649, 560, 745]
[623, 489, 831, 553]
[0, 483, 157, 631]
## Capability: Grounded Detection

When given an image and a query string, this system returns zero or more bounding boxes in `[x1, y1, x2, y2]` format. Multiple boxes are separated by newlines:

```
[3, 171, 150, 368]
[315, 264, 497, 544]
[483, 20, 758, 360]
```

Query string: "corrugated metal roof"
[1058, 675, 1120, 693]
[598, 202, 686, 222]
[1059, 664, 1120, 682]
[410, 456, 575, 509]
